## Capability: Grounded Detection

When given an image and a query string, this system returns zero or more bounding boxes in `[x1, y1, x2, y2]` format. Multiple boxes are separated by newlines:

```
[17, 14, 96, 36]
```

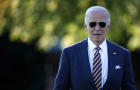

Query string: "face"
[85, 10, 110, 46]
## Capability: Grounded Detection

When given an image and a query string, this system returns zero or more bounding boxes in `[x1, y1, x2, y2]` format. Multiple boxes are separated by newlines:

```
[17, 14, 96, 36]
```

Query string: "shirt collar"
[88, 38, 107, 51]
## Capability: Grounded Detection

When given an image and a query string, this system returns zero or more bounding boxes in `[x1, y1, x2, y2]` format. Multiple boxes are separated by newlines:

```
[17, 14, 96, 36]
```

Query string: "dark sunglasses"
[89, 22, 106, 28]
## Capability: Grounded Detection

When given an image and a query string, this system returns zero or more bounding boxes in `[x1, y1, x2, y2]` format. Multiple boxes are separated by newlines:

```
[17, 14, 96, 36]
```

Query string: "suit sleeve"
[121, 51, 136, 90]
[53, 49, 70, 90]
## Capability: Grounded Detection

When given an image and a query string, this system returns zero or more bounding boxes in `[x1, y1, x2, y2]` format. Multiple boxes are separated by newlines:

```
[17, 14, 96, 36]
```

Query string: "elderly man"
[54, 6, 136, 90]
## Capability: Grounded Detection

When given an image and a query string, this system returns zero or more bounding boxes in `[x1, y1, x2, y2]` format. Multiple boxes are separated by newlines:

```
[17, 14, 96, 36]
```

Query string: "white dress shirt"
[88, 38, 108, 87]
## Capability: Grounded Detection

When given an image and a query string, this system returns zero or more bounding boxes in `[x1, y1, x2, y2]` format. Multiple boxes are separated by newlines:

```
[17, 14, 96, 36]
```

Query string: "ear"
[107, 25, 110, 32]
[84, 23, 88, 32]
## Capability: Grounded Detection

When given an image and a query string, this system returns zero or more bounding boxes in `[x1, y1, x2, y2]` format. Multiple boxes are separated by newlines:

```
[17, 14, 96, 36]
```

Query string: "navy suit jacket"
[54, 39, 136, 90]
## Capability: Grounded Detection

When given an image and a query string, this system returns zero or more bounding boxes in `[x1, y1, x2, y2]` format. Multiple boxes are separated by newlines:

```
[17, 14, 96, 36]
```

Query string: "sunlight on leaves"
[44, 22, 54, 35]
[1, 0, 140, 52]
[37, 35, 58, 51]
[128, 25, 140, 51]
[10, 26, 22, 41]
[66, 23, 78, 34]
[46, 0, 58, 12]
[61, 34, 75, 49]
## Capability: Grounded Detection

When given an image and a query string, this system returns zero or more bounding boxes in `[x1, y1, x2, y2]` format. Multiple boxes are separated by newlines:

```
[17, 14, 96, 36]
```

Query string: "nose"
[95, 24, 100, 31]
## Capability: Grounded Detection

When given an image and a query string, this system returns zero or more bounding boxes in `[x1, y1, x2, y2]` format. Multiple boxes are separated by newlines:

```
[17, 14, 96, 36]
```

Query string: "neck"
[89, 38, 105, 46]
[94, 41, 103, 46]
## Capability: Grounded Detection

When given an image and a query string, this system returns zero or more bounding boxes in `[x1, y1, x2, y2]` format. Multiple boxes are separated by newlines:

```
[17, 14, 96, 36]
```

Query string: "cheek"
[86, 27, 93, 32]
[88, 27, 95, 31]
[89, 29, 95, 34]
[102, 28, 108, 33]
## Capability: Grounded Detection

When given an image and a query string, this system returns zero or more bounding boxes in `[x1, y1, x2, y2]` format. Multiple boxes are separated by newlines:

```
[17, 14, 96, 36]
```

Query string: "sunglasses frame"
[89, 22, 106, 28]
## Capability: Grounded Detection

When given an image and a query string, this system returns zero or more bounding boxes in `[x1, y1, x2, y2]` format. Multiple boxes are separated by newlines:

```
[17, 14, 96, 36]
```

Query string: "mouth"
[94, 34, 102, 35]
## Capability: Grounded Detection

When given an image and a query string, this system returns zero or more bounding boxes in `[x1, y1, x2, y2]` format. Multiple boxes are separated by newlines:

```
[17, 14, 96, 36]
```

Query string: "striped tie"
[92, 47, 102, 90]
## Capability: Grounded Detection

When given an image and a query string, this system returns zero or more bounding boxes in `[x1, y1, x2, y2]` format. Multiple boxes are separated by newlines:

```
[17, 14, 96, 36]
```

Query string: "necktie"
[92, 47, 102, 90]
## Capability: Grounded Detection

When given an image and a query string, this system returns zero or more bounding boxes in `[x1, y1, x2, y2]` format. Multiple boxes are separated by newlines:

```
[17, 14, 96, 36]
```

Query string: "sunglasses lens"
[99, 22, 106, 28]
[89, 22, 96, 28]
[89, 22, 106, 28]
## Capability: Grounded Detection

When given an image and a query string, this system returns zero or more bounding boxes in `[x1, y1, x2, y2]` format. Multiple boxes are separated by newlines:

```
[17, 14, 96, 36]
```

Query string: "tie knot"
[95, 47, 101, 51]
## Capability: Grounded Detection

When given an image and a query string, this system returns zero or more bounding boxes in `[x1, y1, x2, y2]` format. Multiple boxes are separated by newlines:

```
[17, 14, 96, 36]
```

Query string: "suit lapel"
[103, 40, 115, 88]
[79, 39, 97, 88]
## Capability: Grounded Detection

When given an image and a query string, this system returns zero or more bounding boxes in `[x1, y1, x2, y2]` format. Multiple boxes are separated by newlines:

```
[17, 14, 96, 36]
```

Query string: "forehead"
[87, 10, 108, 22]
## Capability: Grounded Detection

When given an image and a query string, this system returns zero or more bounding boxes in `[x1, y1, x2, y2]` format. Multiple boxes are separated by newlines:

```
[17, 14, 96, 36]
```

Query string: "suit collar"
[88, 38, 107, 52]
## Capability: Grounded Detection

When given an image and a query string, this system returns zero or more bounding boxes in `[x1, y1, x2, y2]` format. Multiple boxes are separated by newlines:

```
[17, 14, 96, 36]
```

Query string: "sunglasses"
[89, 22, 106, 28]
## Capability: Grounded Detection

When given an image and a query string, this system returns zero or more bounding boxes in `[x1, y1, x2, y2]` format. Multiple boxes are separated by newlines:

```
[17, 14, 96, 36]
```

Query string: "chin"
[94, 38, 102, 42]
[94, 39, 104, 45]
[95, 40, 101, 43]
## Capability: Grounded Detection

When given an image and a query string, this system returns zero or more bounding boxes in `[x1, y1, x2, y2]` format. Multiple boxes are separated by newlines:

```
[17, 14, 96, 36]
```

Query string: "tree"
[0, 0, 140, 52]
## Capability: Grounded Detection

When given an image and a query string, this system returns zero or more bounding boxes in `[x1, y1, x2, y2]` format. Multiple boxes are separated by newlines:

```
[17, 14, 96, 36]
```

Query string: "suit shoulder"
[107, 40, 129, 53]
[63, 39, 87, 51]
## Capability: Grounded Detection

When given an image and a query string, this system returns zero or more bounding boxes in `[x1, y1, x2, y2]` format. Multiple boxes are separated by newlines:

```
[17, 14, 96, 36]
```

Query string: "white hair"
[85, 6, 110, 25]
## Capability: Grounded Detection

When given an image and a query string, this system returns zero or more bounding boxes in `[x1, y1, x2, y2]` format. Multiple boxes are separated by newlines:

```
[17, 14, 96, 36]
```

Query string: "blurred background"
[0, 0, 140, 90]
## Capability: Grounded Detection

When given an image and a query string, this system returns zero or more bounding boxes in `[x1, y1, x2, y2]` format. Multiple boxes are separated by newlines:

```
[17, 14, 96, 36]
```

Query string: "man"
[54, 6, 136, 90]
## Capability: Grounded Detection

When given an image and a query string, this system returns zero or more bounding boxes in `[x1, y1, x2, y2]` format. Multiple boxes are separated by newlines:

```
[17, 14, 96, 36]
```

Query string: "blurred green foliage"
[0, 0, 140, 52]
